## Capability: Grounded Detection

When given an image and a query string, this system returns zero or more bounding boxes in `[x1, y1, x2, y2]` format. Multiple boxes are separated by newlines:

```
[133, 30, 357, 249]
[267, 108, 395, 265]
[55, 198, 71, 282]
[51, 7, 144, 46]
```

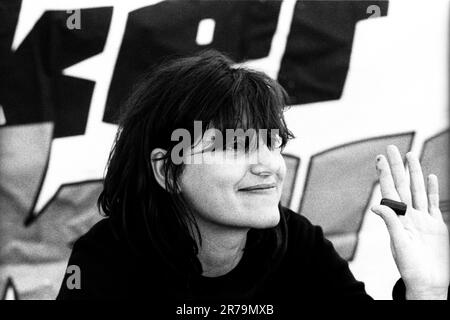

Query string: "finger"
[386, 145, 412, 205]
[371, 205, 406, 244]
[406, 152, 428, 212]
[376, 155, 400, 201]
[427, 174, 443, 220]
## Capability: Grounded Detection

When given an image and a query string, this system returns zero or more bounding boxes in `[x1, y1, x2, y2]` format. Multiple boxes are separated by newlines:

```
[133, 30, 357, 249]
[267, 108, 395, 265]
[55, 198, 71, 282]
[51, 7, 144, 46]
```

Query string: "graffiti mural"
[0, 0, 447, 300]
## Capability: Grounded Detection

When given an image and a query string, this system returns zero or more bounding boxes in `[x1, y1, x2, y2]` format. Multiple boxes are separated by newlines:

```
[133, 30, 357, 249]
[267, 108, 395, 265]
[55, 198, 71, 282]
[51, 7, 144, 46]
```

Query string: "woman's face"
[178, 130, 286, 230]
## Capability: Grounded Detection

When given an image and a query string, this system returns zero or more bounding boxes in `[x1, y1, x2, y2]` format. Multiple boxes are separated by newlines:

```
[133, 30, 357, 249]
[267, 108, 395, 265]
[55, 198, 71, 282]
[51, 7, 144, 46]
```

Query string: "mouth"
[238, 183, 277, 192]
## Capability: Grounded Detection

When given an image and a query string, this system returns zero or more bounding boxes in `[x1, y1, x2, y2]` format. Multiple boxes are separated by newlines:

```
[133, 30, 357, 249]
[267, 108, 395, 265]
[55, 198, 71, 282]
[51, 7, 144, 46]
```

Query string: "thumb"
[371, 205, 405, 242]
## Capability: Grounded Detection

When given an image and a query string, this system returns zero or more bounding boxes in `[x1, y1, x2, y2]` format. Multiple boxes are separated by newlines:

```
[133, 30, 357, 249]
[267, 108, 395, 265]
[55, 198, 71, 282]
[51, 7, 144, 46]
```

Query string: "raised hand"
[371, 145, 449, 300]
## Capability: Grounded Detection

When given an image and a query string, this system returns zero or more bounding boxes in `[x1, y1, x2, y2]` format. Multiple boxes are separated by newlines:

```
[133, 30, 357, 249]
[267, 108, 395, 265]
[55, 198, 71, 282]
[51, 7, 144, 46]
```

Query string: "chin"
[247, 207, 280, 229]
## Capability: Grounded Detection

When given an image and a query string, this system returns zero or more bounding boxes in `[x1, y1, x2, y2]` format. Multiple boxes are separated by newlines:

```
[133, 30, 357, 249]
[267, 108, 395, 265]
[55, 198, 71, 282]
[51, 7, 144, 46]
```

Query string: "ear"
[150, 148, 170, 191]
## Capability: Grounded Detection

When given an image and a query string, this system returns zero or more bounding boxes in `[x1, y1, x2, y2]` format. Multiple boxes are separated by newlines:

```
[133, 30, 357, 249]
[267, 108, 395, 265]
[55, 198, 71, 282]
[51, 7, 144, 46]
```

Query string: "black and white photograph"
[0, 0, 449, 313]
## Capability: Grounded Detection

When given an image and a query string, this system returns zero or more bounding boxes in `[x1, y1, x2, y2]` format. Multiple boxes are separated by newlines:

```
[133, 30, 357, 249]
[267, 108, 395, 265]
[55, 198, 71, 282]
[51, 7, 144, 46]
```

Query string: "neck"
[193, 219, 249, 277]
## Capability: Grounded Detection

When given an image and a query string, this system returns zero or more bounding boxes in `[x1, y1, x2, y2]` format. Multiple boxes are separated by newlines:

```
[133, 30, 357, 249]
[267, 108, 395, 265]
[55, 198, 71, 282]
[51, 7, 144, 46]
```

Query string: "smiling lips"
[238, 183, 277, 192]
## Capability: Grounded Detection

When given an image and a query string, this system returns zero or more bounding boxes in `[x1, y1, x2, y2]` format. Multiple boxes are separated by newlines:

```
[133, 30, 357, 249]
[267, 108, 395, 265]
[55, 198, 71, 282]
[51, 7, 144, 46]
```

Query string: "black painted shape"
[278, 0, 389, 105]
[0, 4, 112, 137]
[1, 277, 19, 300]
[104, 0, 281, 123]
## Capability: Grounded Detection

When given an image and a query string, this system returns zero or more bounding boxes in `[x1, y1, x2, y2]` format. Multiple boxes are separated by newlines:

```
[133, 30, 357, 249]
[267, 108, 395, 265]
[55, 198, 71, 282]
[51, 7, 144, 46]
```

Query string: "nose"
[250, 141, 282, 176]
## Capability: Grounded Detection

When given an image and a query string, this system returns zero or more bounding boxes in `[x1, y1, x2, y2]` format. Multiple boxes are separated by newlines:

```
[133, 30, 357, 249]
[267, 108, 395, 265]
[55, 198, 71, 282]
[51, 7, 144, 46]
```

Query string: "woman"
[57, 50, 449, 301]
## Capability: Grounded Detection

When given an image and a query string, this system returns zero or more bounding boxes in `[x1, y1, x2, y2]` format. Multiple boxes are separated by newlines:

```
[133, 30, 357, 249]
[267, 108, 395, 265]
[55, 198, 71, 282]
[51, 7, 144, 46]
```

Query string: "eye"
[196, 134, 219, 153]
[226, 137, 244, 151]
[225, 135, 255, 153]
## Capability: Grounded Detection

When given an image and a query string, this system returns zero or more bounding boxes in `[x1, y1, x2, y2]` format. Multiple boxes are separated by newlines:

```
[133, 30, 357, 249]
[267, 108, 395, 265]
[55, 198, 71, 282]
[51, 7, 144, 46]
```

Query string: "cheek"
[278, 155, 287, 183]
[179, 164, 249, 226]
[180, 163, 246, 205]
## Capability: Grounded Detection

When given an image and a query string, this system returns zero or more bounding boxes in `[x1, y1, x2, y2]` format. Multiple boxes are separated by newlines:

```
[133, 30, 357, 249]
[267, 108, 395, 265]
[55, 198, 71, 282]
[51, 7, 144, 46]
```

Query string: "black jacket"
[57, 206, 371, 301]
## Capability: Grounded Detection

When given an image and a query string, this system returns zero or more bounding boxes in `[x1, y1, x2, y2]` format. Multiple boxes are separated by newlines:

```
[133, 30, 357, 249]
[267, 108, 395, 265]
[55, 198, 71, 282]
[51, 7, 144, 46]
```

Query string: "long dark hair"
[98, 50, 294, 288]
